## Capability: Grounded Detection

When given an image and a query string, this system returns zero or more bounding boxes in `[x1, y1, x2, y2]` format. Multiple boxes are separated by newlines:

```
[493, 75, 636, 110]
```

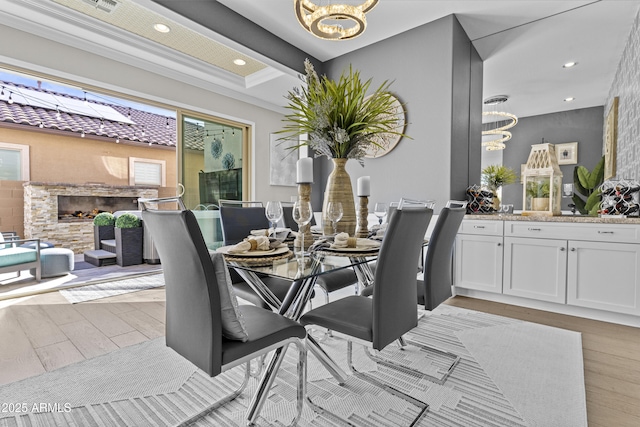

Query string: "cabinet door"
[567, 240, 640, 315]
[504, 237, 567, 303]
[454, 234, 503, 293]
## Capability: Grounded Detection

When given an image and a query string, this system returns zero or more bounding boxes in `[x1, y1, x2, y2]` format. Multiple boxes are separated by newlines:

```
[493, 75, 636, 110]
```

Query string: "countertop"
[464, 213, 640, 224]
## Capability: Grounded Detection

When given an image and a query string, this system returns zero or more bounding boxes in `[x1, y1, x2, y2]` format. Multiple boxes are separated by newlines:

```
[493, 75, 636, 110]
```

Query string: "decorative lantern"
[522, 143, 563, 216]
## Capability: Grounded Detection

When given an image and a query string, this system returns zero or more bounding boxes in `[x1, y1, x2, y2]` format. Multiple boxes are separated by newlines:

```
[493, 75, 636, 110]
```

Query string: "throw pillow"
[209, 251, 249, 342]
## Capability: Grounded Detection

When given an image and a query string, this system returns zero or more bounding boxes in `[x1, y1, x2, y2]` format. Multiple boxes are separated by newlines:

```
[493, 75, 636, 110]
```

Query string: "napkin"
[331, 233, 381, 249]
[369, 223, 388, 240]
[251, 228, 292, 240]
[227, 236, 271, 254]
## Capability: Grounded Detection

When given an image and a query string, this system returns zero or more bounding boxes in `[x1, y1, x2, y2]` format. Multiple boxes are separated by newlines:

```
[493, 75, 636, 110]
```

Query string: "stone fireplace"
[24, 182, 158, 253]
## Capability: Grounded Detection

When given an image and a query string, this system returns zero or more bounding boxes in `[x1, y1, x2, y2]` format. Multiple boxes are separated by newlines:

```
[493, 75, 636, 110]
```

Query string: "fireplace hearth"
[24, 182, 158, 253]
[57, 195, 139, 222]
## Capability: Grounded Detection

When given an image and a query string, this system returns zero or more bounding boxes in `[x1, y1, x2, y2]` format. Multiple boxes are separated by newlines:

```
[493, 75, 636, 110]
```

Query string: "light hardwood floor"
[0, 287, 638, 426]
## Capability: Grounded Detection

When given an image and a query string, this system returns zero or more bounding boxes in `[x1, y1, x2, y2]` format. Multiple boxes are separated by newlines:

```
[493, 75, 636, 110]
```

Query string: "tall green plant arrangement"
[481, 165, 518, 192]
[572, 156, 605, 215]
[279, 59, 407, 165]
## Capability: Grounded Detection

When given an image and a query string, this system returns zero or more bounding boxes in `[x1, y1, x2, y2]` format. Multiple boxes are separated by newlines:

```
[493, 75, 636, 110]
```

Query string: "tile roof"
[0, 81, 180, 148]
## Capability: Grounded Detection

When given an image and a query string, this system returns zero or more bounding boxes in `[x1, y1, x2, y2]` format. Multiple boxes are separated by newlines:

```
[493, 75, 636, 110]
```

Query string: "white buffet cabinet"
[454, 215, 640, 326]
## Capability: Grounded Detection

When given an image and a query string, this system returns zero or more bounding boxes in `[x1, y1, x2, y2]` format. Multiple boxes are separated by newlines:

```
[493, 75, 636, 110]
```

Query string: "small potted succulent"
[93, 212, 115, 250]
[115, 212, 143, 266]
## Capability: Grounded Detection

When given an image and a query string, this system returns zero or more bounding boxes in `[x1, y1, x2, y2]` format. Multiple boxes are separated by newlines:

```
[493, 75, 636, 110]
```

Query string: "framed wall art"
[269, 134, 297, 186]
[604, 97, 619, 180]
[556, 142, 578, 165]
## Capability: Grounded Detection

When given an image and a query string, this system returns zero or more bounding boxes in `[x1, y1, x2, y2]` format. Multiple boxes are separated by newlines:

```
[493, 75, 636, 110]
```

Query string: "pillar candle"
[296, 157, 313, 183]
[357, 176, 370, 196]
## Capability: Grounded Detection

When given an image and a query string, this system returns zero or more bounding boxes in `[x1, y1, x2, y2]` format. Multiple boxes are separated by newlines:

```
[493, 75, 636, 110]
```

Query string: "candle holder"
[356, 196, 369, 238]
[294, 182, 314, 250]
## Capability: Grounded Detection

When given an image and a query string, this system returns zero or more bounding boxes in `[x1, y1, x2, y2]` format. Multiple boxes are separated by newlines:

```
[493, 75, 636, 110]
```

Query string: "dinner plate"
[217, 246, 289, 257]
[323, 245, 380, 253]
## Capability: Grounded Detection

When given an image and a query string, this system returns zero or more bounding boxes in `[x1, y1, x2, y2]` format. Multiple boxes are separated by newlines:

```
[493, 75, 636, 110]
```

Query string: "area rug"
[59, 273, 165, 303]
[0, 305, 587, 426]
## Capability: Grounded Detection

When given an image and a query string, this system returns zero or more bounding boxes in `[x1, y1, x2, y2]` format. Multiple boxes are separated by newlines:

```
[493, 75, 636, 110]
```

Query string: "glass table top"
[224, 251, 375, 281]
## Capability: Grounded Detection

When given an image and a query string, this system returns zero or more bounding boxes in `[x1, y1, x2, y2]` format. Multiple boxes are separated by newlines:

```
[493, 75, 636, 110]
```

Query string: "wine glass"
[265, 201, 283, 237]
[374, 202, 387, 225]
[326, 201, 343, 235]
[292, 200, 313, 258]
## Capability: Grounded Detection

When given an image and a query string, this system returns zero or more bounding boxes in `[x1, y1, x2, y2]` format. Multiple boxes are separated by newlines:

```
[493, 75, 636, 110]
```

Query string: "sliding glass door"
[180, 112, 250, 247]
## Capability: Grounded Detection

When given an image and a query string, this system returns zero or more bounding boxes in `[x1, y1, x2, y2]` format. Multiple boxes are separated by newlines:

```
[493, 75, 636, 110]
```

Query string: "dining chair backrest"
[219, 206, 268, 245]
[219, 200, 263, 207]
[282, 204, 316, 231]
[421, 204, 466, 310]
[141, 208, 223, 376]
[373, 204, 432, 350]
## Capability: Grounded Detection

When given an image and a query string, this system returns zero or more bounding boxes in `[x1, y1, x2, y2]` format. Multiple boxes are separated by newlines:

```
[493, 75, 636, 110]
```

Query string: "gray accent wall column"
[322, 15, 482, 208]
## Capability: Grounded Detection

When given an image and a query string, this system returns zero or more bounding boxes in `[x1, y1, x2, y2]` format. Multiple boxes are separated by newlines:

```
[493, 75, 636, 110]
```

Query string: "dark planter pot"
[115, 227, 143, 267]
[94, 225, 115, 250]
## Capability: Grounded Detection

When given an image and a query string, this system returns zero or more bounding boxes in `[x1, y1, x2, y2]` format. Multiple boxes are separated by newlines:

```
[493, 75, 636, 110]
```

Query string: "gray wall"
[317, 15, 482, 210]
[501, 107, 605, 210]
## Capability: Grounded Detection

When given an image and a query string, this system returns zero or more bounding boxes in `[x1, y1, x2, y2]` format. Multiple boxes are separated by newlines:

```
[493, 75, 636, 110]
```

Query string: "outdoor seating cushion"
[20, 241, 55, 249]
[37, 248, 74, 278]
[0, 247, 38, 267]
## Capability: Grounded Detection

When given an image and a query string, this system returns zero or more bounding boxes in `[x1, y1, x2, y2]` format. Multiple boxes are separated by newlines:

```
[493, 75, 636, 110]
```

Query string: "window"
[0, 142, 30, 181]
[129, 157, 166, 186]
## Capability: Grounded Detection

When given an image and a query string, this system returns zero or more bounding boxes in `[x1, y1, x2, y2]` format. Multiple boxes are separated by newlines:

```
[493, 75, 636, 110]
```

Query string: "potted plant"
[572, 156, 604, 215]
[279, 59, 407, 235]
[93, 212, 115, 250]
[481, 165, 518, 210]
[526, 180, 551, 211]
[115, 212, 143, 266]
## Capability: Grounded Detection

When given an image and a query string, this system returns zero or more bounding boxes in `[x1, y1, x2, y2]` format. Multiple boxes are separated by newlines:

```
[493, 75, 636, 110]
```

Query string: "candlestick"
[356, 196, 369, 238]
[296, 157, 313, 183]
[357, 176, 370, 196]
[294, 183, 314, 249]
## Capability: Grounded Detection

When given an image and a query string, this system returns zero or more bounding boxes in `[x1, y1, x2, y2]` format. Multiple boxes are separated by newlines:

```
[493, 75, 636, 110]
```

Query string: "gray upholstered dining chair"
[218, 205, 296, 309]
[140, 199, 307, 427]
[361, 201, 466, 384]
[300, 200, 433, 420]
[219, 199, 264, 207]
[418, 202, 467, 309]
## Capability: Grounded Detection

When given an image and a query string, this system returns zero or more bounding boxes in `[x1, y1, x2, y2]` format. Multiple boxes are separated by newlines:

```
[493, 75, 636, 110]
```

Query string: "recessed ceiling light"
[153, 23, 171, 33]
[564, 97, 575, 102]
[563, 61, 578, 68]
[233, 59, 247, 66]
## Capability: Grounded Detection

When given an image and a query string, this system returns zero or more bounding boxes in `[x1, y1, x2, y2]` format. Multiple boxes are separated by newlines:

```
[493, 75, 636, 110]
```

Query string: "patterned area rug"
[59, 273, 165, 303]
[0, 305, 586, 426]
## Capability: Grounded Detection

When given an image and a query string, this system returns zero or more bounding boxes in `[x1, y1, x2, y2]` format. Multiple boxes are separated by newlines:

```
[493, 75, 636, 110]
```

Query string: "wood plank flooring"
[0, 284, 637, 426]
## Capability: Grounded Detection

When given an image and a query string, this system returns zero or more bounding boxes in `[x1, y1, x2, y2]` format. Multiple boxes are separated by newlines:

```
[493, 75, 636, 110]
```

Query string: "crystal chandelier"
[482, 95, 518, 151]
[294, 0, 378, 40]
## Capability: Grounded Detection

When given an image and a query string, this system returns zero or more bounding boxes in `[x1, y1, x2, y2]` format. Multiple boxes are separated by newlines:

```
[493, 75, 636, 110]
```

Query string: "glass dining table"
[220, 244, 379, 417]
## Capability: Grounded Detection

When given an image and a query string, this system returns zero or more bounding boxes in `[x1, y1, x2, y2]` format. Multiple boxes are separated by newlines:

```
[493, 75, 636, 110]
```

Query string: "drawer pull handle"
[560, 247, 565, 251]
[474, 225, 485, 229]
[528, 227, 542, 231]
[497, 243, 502, 246]
[571, 248, 576, 252]
[597, 231, 614, 234]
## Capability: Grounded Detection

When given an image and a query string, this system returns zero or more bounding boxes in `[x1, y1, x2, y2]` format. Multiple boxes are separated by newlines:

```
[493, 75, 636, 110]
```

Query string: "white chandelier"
[294, 0, 378, 40]
[482, 95, 518, 151]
